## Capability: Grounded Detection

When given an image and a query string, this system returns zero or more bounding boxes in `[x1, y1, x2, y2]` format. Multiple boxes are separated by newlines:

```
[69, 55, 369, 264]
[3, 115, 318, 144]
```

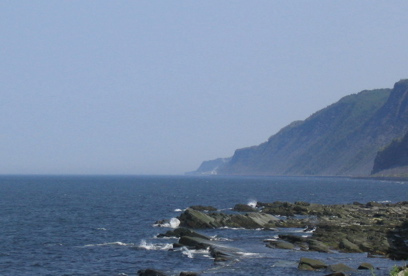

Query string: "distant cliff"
[191, 79, 408, 177]
[186, 157, 231, 175]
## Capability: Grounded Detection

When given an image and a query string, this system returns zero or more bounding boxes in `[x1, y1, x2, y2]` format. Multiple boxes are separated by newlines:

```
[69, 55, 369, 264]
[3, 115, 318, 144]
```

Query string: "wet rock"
[233, 203, 257, 212]
[266, 240, 295, 250]
[178, 236, 210, 250]
[278, 234, 307, 244]
[358, 262, 374, 270]
[307, 239, 330, 253]
[189, 205, 217, 212]
[178, 208, 279, 229]
[179, 272, 198, 276]
[339, 238, 362, 253]
[157, 228, 210, 240]
[327, 263, 355, 273]
[178, 208, 220, 228]
[298, 257, 327, 271]
[324, 273, 345, 276]
[138, 269, 168, 276]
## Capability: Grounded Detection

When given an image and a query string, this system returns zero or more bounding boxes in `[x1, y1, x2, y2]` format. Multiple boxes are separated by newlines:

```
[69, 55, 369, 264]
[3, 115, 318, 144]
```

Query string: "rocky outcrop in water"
[176, 201, 408, 260]
[178, 208, 279, 229]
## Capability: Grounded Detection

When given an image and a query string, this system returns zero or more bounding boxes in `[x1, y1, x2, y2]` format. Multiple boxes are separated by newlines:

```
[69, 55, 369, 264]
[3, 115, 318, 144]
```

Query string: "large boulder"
[327, 263, 355, 273]
[178, 208, 220, 228]
[298, 257, 328, 271]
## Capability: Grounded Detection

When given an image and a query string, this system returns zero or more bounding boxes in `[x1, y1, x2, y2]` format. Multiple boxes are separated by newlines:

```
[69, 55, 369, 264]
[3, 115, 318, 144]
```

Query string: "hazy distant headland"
[189, 79, 408, 178]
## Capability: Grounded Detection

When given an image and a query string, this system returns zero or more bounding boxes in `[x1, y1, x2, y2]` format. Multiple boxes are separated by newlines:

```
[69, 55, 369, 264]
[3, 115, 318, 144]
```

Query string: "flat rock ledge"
[176, 201, 408, 260]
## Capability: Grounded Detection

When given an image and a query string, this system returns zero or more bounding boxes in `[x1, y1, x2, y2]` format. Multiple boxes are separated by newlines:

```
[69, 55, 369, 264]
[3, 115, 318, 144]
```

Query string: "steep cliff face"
[211, 79, 408, 176]
[372, 131, 408, 175]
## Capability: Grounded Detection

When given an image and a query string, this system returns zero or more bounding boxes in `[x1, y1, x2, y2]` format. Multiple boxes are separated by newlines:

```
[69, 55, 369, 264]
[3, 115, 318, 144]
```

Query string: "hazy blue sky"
[1, 1, 408, 175]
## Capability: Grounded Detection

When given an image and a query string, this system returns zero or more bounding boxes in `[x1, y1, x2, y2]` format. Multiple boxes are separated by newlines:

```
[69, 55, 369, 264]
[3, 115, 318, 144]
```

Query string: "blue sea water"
[0, 175, 407, 276]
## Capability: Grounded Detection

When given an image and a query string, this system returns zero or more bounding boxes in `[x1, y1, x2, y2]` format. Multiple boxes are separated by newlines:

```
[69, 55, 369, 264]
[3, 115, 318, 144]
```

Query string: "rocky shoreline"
[145, 201, 408, 275]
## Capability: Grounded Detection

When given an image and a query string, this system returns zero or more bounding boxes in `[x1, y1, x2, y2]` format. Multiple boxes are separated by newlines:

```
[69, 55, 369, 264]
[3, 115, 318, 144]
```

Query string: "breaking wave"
[247, 199, 257, 208]
[138, 239, 173, 251]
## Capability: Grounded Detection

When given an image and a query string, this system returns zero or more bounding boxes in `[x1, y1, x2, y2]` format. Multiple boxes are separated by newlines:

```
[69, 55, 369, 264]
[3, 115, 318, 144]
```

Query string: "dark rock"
[179, 272, 199, 276]
[190, 205, 217, 212]
[279, 234, 307, 244]
[233, 203, 257, 212]
[324, 273, 346, 276]
[298, 257, 327, 271]
[178, 236, 209, 250]
[266, 240, 295, 250]
[358, 262, 374, 270]
[157, 228, 210, 240]
[138, 269, 168, 276]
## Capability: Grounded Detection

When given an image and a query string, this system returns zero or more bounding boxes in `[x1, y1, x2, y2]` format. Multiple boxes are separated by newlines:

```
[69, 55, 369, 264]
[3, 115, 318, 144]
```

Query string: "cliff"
[192, 79, 408, 177]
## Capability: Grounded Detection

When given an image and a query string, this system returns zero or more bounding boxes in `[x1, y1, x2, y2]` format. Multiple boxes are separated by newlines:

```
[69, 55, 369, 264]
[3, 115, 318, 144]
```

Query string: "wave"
[247, 199, 257, 208]
[138, 239, 173, 251]
[153, 217, 180, 228]
[84, 241, 133, 247]
[178, 246, 210, 259]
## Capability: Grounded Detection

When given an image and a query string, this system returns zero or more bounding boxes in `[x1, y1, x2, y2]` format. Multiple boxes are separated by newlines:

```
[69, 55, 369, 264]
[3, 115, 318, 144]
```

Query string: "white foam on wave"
[153, 217, 180, 228]
[138, 239, 173, 251]
[179, 246, 210, 259]
[238, 252, 261, 257]
[211, 236, 232, 241]
[174, 208, 184, 212]
[84, 241, 133, 247]
[377, 200, 392, 203]
[247, 199, 257, 208]
[96, 228, 107, 231]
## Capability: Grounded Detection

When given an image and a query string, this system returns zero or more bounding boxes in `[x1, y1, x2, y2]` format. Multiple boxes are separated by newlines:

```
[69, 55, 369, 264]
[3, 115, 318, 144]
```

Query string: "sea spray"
[138, 239, 173, 251]
[247, 199, 257, 208]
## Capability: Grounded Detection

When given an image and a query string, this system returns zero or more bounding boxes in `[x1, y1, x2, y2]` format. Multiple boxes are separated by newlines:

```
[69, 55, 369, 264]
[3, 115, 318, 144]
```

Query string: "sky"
[1, 1, 408, 175]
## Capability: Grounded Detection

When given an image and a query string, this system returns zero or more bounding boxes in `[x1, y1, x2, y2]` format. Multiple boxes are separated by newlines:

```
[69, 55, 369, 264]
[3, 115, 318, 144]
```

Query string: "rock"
[190, 205, 217, 212]
[339, 238, 363, 253]
[307, 239, 330, 253]
[179, 272, 199, 276]
[233, 203, 257, 212]
[324, 273, 345, 276]
[327, 263, 355, 273]
[178, 236, 210, 250]
[137, 269, 168, 276]
[178, 208, 279, 229]
[266, 240, 295, 250]
[298, 257, 327, 271]
[279, 234, 307, 244]
[178, 208, 219, 228]
[358, 262, 374, 270]
[157, 228, 210, 240]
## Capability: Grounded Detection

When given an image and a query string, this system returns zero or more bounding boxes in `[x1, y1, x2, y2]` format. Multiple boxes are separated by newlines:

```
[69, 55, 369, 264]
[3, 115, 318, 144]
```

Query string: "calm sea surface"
[0, 175, 407, 275]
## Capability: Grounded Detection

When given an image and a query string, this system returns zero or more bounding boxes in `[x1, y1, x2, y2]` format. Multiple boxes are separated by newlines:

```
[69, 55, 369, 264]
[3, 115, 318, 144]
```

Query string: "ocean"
[0, 175, 407, 275]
